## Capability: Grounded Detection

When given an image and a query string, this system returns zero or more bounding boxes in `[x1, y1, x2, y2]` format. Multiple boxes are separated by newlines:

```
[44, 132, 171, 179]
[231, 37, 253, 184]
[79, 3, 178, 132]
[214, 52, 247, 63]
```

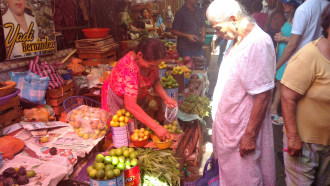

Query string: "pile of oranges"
[110, 108, 133, 127]
[131, 128, 149, 141]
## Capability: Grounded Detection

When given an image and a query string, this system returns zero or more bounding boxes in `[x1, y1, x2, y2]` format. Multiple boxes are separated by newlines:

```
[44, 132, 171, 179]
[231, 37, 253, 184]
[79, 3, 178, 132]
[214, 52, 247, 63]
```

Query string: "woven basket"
[0, 81, 16, 98]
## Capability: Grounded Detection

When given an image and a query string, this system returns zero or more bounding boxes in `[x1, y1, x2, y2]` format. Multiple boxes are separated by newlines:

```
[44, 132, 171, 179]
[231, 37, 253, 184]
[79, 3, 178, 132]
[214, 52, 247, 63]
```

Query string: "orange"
[134, 129, 139, 133]
[119, 122, 126, 127]
[139, 138, 143, 141]
[112, 115, 119, 122]
[119, 116, 125, 122]
[125, 112, 131, 118]
[132, 135, 139, 141]
[143, 136, 148, 140]
[138, 132, 144, 138]
[116, 110, 123, 117]
[144, 131, 150, 136]
[124, 117, 129, 123]
[113, 122, 120, 127]
[140, 128, 145, 133]
[110, 121, 115, 127]
[121, 109, 126, 115]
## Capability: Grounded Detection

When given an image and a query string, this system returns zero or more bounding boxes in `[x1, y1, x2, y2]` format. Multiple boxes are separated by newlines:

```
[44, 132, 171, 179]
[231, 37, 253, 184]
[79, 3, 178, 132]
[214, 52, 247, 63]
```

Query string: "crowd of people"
[206, 0, 330, 185]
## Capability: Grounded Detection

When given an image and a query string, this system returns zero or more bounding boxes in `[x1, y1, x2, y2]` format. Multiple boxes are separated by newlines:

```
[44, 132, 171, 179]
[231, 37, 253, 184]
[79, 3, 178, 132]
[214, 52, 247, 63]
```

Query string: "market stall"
[0, 0, 212, 185]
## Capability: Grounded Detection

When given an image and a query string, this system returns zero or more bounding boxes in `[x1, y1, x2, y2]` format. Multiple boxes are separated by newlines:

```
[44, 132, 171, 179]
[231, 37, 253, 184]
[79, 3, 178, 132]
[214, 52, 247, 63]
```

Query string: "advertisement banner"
[0, 0, 56, 60]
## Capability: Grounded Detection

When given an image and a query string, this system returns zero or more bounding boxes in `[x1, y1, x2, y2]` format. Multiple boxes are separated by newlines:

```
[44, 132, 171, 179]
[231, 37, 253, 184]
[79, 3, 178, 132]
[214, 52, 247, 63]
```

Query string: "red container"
[82, 28, 110, 38]
[124, 165, 140, 186]
[130, 135, 149, 147]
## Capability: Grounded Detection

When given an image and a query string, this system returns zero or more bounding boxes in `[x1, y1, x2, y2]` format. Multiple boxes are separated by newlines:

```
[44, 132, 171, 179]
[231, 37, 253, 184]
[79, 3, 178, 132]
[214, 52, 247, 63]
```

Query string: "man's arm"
[239, 90, 271, 157]
[171, 29, 198, 42]
[280, 84, 303, 156]
[276, 34, 301, 71]
[201, 26, 206, 42]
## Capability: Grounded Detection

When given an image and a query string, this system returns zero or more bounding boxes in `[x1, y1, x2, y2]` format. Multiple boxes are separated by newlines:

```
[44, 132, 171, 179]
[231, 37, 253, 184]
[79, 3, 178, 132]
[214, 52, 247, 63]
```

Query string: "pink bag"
[29, 56, 65, 89]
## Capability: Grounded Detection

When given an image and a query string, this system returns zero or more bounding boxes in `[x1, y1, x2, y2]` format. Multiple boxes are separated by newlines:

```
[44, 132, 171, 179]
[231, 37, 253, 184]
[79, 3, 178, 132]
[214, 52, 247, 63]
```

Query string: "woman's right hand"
[186, 34, 199, 43]
[274, 32, 283, 42]
[154, 125, 171, 141]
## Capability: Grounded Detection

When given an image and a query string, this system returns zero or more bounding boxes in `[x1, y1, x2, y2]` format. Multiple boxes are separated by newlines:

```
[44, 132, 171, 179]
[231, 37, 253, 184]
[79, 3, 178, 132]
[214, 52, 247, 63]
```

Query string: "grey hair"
[206, 0, 252, 26]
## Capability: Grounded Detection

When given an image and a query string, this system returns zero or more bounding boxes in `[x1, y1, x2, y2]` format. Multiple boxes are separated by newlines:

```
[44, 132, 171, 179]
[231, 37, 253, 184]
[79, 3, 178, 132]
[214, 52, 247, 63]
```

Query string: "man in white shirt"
[275, 0, 329, 71]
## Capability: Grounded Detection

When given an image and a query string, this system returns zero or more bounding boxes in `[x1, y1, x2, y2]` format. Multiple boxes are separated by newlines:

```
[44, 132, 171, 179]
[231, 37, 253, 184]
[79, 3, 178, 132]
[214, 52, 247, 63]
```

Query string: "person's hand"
[287, 134, 303, 156]
[154, 126, 171, 141]
[164, 96, 177, 108]
[186, 34, 199, 43]
[274, 32, 283, 42]
[239, 133, 256, 157]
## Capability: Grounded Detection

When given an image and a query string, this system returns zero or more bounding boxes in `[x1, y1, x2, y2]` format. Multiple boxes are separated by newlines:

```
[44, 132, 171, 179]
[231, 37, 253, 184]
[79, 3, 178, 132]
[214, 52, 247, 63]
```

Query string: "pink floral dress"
[211, 26, 276, 185]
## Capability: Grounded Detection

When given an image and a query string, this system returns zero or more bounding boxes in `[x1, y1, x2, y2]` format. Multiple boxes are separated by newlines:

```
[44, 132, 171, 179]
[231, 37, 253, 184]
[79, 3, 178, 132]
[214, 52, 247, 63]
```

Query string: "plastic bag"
[68, 57, 85, 75]
[66, 105, 110, 139]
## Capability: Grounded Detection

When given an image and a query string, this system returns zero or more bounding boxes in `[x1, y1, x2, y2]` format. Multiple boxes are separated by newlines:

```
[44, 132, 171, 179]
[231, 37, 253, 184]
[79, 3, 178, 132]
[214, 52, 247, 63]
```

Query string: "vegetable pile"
[0, 166, 36, 185]
[180, 95, 211, 119]
[136, 148, 181, 186]
[161, 75, 178, 89]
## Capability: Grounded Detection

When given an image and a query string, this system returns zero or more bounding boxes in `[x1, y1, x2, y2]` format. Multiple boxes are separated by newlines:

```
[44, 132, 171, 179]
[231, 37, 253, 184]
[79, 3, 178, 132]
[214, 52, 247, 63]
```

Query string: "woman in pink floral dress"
[207, 0, 276, 185]
[102, 39, 176, 140]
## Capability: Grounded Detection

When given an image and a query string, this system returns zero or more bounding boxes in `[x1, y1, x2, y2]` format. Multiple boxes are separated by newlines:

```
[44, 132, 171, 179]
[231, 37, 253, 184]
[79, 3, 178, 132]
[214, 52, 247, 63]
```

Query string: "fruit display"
[192, 55, 206, 70]
[163, 121, 183, 134]
[109, 108, 133, 127]
[171, 66, 184, 75]
[161, 40, 176, 51]
[67, 105, 110, 140]
[0, 166, 36, 185]
[158, 61, 167, 69]
[130, 128, 149, 142]
[87, 147, 139, 180]
[160, 74, 178, 89]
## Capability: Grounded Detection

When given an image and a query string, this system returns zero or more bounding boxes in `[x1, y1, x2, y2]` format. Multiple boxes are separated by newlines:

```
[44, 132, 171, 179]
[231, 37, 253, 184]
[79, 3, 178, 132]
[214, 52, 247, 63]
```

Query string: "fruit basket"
[63, 96, 101, 113]
[82, 28, 110, 39]
[0, 81, 16, 97]
[0, 88, 20, 105]
[130, 135, 149, 147]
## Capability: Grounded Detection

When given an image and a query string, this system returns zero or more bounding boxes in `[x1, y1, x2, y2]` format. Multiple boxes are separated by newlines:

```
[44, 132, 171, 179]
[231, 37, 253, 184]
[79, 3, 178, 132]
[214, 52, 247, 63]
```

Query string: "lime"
[115, 148, 123, 156]
[109, 149, 116, 157]
[123, 150, 130, 158]
[129, 152, 138, 159]
[118, 156, 125, 163]
[93, 161, 97, 168]
[27, 170, 36, 178]
[89, 169, 97, 179]
[105, 170, 114, 179]
[105, 164, 115, 171]
[121, 146, 128, 151]
[95, 154, 104, 163]
[113, 169, 121, 177]
[126, 164, 131, 170]
[104, 156, 112, 165]
[125, 158, 131, 166]
[95, 163, 105, 170]
[131, 158, 138, 167]
[87, 166, 94, 173]
[117, 162, 125, 171]
[128, 147, 135, 153]
[96, 169, 105, 180]
[112, 157, 119, 165]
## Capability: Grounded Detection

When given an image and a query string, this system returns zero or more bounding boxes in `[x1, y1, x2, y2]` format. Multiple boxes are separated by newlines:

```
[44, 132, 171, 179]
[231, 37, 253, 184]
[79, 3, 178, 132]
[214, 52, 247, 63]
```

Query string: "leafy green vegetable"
[180, 95, 211, 119]
[136, 148, 181, 186]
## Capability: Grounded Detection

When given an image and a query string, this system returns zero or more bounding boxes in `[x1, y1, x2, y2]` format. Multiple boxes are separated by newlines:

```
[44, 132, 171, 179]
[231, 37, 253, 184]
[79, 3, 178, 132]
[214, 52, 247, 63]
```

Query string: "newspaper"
[20, 121, 68, 131]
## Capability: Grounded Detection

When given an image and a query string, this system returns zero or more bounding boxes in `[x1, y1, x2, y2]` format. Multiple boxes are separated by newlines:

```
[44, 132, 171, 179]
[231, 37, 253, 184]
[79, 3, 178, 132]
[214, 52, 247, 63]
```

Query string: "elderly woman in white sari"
[207, 0, 276, 185]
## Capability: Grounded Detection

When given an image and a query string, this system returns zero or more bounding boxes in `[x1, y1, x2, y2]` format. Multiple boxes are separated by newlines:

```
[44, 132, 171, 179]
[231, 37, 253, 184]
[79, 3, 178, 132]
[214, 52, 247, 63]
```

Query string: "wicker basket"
[0, 81, 16, 98]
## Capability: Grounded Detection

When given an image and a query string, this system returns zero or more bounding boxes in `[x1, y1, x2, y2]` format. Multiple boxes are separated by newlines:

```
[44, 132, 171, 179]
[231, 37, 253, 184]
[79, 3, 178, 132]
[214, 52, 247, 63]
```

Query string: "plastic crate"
[63, 96, 101, 113]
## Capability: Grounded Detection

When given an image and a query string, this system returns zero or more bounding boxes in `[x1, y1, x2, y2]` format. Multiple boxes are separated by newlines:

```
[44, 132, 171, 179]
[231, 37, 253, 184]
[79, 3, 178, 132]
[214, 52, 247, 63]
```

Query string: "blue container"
[61, 70, 72, 80]
[165, 87, 178, 102]
[90, 172, 124, 186]
[159, 69, 166, 80]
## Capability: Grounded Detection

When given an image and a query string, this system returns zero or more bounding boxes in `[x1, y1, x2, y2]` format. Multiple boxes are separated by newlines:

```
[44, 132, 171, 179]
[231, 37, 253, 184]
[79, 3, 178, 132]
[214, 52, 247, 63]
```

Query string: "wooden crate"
[0, 96, 22, 129]
[46, 88, 74, 107]
[78, 49, 116, 66]
[46, 81, 74, 99]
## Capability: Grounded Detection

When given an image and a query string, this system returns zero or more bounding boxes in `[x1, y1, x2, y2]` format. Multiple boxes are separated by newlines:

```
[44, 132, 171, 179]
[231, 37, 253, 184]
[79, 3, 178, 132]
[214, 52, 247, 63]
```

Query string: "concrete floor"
[196, 47, 286, 185]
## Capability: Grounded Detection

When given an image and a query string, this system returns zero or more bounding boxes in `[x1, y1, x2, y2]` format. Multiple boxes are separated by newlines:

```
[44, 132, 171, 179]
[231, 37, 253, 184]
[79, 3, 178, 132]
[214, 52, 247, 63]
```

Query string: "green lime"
[128, 147, 135, 153]
[129, 152, 138, 159]
[95, 163, 105, 170]
[121, 146, 128, 151]
[112, 156, 119, 165]
[93, 161, 97, 168]
[96, 169, 105, 180]
[27, 170, 36, 178]
[113, 169, 121, 177]
[125, 158, 131, 166]
[109, 149, 116, 157]
[115, 148, 123, 156]
[89, 169, 97, 179]
[117, 162, 125, 171]
[87, 166, 94, 173]
[105, 164, 115, 171]
[123, 150, 130, 158]
[105, 170, 115, 179]
[95, 154, 104, 163]
[118, 156, 125, 163]
[104, 156, 112, 165]
[126, 164, 131, 170]
[131, 158, 138, 167]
